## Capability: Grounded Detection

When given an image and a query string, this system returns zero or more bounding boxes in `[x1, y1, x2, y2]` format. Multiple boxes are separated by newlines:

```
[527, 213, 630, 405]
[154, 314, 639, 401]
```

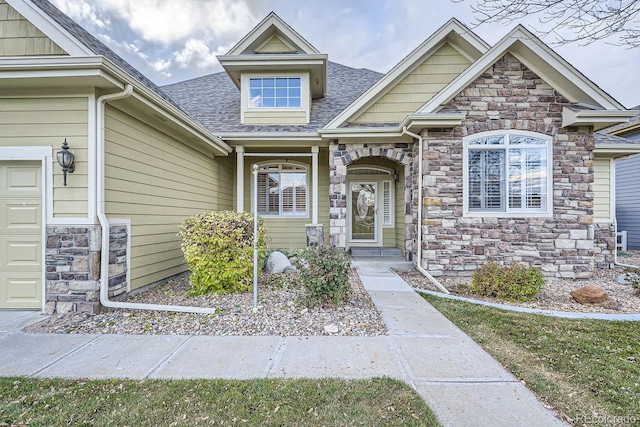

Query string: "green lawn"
[0, 377, 439, 426]
[422, 294, 640, 425]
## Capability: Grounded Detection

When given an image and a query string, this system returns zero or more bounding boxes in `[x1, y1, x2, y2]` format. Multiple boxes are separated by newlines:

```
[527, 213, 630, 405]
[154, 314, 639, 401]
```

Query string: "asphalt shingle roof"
[594, 132, 640, 145]
[162, 61, 383, 133]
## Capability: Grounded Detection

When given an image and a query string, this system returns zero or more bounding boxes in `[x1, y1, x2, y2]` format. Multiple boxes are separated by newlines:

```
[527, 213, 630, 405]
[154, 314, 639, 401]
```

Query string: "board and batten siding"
[616, 154, 640, 249]
[0, 96, 89, 217]
[593, 157, 613, 222]
[352, 43, 471, 124]
[0, 0, 67, 56]
[103, 106, 234, 290]
[243, 151, 330, 249]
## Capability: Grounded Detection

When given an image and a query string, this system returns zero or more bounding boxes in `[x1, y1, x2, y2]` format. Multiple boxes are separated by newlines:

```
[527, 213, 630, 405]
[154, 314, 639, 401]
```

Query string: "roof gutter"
[401, 126, 449, 294]
[96, 85, 217, 314]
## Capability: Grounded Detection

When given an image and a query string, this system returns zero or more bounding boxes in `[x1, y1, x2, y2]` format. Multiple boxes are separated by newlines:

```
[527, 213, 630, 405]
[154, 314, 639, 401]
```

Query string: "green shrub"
[469, 260, 545, 302]
[623, 267, 640, 294]
[299, 246, 351, 308]
[178, 211, 267, 295]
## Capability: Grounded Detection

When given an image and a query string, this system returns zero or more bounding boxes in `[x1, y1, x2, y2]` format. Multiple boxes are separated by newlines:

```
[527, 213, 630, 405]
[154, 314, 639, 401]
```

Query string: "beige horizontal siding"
[244, 110, 307, 125]
[0, 96, 89, 217]
[594, 157, 612, 221]
[242, 151, 330, 249]
[104, 106, 234, 290]
[353, 43, 470, 124]
[0, 0, 67, 56]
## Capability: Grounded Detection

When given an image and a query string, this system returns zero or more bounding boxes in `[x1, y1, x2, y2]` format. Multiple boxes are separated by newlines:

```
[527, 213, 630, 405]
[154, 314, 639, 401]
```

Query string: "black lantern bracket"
[56, 139, 75, 187]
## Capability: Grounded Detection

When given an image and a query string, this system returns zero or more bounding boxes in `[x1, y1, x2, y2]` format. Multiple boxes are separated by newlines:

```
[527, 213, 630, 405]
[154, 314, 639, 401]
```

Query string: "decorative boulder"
[570, 286, 608, 304]
[570, 285, 620, 310]
[265, 251, 292, 274]
[283, 265, 298, 274]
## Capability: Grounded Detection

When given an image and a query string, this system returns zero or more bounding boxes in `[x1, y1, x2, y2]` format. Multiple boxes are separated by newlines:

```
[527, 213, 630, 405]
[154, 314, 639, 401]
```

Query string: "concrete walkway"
[0, 265, 565, 427]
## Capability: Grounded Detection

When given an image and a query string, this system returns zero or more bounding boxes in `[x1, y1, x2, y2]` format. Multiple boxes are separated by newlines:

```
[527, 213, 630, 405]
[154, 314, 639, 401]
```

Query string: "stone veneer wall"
[420, 53, 597, 279]
[328, 142, 414, 253]
[594, 223, 616, 268]
[45, 224, 128, 313]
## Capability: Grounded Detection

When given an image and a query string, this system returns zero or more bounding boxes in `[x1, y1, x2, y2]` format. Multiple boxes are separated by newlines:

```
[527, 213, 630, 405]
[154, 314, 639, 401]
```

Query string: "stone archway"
[328, 142, 414, 256]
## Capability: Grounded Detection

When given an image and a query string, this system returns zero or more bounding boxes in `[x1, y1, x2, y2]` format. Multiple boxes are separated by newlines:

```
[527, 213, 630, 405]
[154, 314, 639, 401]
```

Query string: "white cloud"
[91, 0, 256, 45]
[173, 39, 224, 70]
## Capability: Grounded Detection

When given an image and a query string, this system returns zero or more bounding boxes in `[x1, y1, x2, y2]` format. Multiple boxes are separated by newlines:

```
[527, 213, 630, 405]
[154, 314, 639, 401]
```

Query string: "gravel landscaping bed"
[398, 251, 640, 314]
[25, 269, 387, 336]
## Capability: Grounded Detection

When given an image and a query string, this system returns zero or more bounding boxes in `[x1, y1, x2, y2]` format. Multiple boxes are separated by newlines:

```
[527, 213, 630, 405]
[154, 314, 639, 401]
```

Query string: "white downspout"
[97, 85, 216, 314]
[402, 126, 449, 294]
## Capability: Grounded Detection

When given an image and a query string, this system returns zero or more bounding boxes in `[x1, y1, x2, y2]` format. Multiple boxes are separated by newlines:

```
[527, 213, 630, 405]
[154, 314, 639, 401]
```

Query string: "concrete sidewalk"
[0, 265, 565, 427]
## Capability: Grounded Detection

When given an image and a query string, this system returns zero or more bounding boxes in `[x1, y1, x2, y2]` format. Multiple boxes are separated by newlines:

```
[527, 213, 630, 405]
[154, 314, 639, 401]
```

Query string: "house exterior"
[1, 0, 638, 313]
[599, 111, 640, 249]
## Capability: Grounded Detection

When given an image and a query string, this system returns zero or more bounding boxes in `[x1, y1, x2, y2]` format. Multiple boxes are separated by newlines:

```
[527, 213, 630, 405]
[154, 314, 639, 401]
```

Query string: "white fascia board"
[419, 26, 625, 114]
[401, 113, 466, 131]
[226, 12, 320, 55]
[218, 132, 321, 142]
[0, 56, 124, 88]
[594, 144, 640, 155]
[7, 0, 92, 56]
[217, 54, 328, 67]
[562, 108, 640, 131]
[324, 19, 488, 130]
[319, 127, 405, 140]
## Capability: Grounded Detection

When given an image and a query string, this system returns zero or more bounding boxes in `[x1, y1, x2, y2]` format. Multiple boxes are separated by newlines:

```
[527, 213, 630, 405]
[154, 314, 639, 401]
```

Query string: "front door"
[349, 182, 377, 243]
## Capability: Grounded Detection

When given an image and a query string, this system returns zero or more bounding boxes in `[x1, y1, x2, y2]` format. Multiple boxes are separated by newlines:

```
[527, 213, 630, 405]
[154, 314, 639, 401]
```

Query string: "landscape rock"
[283, 265, 298, 274]
[570, 285, 608, 304]
[324, 323, 339, 334]
[570, 285, 619, 310]
[616, 274, 629, 285]
[265, 251, 291, 274]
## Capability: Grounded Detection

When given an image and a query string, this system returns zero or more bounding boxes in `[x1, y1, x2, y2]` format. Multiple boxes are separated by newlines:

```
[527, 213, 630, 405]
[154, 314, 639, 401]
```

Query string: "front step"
[350, 247, 402, 257]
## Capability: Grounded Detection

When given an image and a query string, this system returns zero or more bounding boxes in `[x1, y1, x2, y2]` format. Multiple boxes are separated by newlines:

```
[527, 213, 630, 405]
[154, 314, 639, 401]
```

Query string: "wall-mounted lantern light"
[56, 139, 75, 187]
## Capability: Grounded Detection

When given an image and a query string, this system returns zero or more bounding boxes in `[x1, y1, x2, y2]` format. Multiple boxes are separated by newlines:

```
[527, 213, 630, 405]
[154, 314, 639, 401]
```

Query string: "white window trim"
[241, 72, 310, 123]
[254, 160, 310, 219]
[463, 130, 554, 218]
[382, 180, 394, 228]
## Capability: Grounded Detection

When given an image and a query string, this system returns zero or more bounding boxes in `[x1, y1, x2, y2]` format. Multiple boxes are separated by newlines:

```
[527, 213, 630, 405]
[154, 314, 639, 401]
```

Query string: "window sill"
[464, 211, 553, 218]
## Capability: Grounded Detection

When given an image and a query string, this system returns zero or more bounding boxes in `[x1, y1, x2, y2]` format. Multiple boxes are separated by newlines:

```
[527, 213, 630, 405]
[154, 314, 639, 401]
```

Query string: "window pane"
[268, 172, 279, 214]
[468, 136, 504, 145]
[468, 150, 504, 211]
[509, 135, 546, 145]
[289, 77, 301, 88]
[289, 87, 301, 97]
[289, 97, 301, 107]
[248, 77, 301, 109]
[507, 147, 546, 211]
[258, 166, 307, 216]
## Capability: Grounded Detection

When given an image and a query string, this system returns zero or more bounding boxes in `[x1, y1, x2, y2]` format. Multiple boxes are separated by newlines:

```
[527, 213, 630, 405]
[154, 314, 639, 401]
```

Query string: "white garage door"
[0, 161, 42, 309]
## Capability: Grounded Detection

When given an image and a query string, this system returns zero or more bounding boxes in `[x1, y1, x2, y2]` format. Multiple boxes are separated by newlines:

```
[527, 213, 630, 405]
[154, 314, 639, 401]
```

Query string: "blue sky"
[51, 0, 640, 108]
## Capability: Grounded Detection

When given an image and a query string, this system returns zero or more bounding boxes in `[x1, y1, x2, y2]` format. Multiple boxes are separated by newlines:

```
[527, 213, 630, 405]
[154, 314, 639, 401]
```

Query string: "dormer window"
[249, 77, 301, 108]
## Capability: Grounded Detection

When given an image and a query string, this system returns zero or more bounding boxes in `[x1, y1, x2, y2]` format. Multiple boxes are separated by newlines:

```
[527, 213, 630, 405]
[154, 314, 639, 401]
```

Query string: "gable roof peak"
[225, 11, 320, 56]
[324, 17, 489, 129]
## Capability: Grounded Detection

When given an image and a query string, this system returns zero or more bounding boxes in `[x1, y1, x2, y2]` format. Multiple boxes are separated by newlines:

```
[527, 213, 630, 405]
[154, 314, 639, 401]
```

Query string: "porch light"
[56, 139, 75, 187]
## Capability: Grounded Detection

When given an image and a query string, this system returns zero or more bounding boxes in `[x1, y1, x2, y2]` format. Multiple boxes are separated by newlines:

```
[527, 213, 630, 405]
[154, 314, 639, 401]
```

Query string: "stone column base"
[306, 224, 324, 247]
